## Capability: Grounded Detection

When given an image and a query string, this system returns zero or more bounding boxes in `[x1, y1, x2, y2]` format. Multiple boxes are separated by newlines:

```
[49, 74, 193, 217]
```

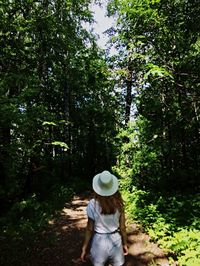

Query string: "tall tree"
[107, 0, 200, 191]
[0, 0, 120, 202]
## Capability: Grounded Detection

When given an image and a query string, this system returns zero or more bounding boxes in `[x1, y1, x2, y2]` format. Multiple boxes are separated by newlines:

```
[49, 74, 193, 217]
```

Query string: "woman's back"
[87, 198, 120, 233]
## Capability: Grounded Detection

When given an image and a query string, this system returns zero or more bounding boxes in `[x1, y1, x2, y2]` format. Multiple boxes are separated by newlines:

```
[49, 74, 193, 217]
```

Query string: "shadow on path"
[7, 194, 169, 266]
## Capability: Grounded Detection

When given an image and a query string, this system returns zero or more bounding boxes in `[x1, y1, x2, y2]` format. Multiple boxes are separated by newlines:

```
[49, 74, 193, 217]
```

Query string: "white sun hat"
[92, 170, 119, 196]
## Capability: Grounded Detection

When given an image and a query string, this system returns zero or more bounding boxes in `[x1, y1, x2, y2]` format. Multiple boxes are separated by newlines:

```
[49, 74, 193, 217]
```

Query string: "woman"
[81, 170, 128, 266]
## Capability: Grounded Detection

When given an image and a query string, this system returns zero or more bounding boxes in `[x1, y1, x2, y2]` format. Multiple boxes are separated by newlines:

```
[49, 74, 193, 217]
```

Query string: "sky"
[91, 4, 113, 48]
[84, 2, 116, 50]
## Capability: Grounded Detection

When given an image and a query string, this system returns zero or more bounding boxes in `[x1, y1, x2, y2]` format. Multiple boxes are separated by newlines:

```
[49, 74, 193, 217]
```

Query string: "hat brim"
[92, 173, 119, 196]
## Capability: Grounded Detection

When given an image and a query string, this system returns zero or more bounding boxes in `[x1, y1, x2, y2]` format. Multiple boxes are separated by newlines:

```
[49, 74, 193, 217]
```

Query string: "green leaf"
[42, 121, 57, 126]
[51, 141, 69, 149]
[144, 63, 174, 80]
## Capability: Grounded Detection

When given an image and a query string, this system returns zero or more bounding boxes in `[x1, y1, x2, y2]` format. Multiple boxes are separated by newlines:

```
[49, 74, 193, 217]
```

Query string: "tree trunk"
[125, 64, 133, 125]
[0, 127, 11, 185]
[63, 78, 71, 179]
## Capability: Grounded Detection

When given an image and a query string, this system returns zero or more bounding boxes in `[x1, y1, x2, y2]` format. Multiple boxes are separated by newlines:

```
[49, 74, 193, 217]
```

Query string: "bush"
[0, 185, 74, 241]
[121, 185, 200, 266]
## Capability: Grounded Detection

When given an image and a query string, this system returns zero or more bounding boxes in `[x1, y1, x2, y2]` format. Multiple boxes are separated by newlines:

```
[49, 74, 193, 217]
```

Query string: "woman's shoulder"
[87, 198, 100, 211]
[87, 198, 95, 208]
[88, 198, 95, 203]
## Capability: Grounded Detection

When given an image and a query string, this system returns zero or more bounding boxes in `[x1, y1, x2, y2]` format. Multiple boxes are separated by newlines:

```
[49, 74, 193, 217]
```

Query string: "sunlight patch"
[48, 220, 55, 225]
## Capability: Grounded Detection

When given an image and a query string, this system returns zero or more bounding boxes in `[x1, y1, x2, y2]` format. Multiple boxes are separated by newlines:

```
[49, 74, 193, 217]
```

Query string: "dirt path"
[28, 194, 169, 266]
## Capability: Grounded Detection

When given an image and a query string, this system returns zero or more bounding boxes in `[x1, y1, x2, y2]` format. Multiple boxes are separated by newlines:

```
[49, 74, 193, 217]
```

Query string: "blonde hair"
[94, 191, 124, 215]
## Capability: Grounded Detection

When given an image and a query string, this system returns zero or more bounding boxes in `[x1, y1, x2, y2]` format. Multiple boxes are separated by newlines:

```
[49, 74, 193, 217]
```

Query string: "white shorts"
[90, 232, 124, 266]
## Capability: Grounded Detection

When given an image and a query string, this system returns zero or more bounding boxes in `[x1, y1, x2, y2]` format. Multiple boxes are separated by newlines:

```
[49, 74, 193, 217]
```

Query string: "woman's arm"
[80, 217, 94, 262]
[119, 211, 129, 255]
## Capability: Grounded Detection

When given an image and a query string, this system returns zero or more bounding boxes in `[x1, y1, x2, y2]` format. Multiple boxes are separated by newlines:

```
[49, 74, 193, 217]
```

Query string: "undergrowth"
[1, 185, 74, 238]
[121, 184, 200, 266]
[0, 184, 74, 266]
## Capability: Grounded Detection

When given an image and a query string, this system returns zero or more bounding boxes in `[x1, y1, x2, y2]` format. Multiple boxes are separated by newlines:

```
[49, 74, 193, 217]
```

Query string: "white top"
[87, 199, 120, 233]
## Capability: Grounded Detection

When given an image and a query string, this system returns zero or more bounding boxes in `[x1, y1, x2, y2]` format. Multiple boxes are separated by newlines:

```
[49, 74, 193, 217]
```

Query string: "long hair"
[94, 191, 124, 215]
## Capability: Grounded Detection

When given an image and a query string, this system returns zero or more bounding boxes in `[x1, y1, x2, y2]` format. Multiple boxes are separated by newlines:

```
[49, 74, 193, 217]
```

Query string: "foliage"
[113, 1, 200, 250]
[0, 183, 74, 266]
[121, 182, 200, 266]
[1, 0, 200, 264]
[0, 185, 74, 241]
[111, 0, 200, 260]
[113, 121, 164, 190]
[107, 0, 200, 192]
[0, 0, 121, 206]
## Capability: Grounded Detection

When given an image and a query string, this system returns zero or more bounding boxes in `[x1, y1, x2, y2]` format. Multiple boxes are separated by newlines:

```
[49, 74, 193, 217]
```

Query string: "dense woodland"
[1, 0, 200, 265]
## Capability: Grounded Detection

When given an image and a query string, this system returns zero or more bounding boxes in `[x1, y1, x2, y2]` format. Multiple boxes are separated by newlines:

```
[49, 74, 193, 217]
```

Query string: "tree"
[107, 0, 200, 191]
[0, 0, 120, 203]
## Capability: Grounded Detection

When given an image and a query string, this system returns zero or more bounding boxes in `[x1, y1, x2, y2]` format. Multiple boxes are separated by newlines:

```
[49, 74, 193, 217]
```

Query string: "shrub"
[121, 184, 200, 266]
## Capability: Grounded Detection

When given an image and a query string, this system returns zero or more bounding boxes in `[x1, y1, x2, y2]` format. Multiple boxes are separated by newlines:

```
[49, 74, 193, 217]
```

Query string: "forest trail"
[28, 194, 170, 266]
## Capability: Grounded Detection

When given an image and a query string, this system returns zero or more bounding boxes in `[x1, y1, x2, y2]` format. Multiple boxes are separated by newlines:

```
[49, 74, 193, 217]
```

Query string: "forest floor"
[2, 193, 171, 266]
